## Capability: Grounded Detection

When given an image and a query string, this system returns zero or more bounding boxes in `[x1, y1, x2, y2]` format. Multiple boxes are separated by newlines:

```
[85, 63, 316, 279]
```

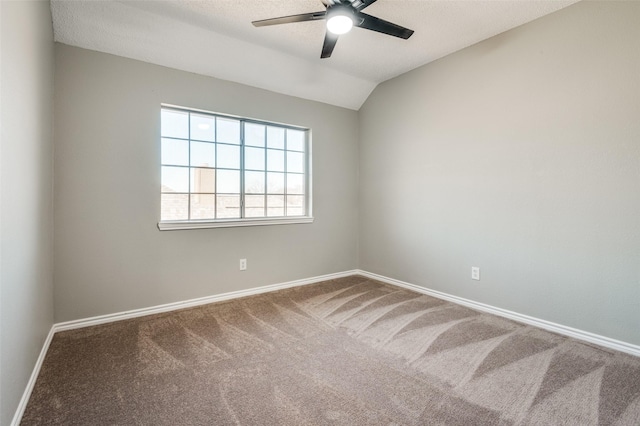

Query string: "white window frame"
[158, 104, 313, 231]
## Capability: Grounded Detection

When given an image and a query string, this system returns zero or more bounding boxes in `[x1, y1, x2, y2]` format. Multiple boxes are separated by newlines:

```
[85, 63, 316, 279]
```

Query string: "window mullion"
[283, 130, 287, 217]
[305, 134, 309, 215]
[214, 117, 218, 219]
[187, 112, 192, 220]
[264, 125, 267, 217]
[240, 120, 245, 219]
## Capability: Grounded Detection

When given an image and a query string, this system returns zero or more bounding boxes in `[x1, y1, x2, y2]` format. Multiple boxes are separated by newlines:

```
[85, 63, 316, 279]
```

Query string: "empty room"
[1, 0, 639, 424]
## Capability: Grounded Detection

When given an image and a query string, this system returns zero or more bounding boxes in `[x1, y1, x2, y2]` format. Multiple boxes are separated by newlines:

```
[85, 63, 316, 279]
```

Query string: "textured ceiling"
[51, 0, 579, 110]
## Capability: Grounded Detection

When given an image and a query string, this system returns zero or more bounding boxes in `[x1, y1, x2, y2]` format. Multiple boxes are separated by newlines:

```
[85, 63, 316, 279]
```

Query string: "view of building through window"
[160, 107, 309, 222]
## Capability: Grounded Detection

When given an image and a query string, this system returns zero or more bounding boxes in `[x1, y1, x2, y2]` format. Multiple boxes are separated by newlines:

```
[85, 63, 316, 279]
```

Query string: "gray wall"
[54, 44, 359, 322]
[359, 1, 640, 345]
[0, 1, 55, 424]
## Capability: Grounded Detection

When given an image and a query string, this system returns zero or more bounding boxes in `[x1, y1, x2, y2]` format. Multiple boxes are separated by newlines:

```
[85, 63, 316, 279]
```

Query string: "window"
[158, 106, 312, 230]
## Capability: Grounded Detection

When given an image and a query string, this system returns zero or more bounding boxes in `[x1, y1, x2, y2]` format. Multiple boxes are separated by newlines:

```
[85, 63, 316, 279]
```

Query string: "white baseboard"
[54, 270, 358, 332]
[13, 268, 640, 425]
[11, 325, 56, 426]
[10, 269, 356, 425]
[357, 269, 640, 358]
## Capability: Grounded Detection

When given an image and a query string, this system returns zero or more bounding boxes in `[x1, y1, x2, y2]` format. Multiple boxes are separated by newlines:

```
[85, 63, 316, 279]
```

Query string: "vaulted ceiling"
[51, 0, 579, 110]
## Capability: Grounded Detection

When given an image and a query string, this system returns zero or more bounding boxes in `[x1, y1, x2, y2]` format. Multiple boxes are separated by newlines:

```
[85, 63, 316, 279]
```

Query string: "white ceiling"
[51, 0, 579, 110]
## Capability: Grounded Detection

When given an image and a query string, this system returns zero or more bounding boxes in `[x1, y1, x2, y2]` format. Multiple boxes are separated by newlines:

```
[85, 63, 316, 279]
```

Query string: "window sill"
[158, 216, 314, 231]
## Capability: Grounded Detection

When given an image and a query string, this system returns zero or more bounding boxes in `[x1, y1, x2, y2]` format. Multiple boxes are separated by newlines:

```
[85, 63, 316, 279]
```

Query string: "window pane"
[286, 173, 304, 194]
[287, 151, 304, 173]
[245, 147, 265, 171]
[245, 195, 265, 218]
[245, 208, 264, 218]
[190, 194, 215, 219]
[287, 195, 304, 216]
[216, 195, 240, 218]
[245, 123, 265, 147]
[162, 138, 188, 166]
[190, 113, 215, 142]
[190, 141, 215, 168]
[267, 126, 285, 149]
[266, 172, 285, 194]
[267, 194, 284, 207]
[161, 109, 188, 139]
[246, 194, 265, 208]
[217, 170, 240, 193]
[190, 168, 215, 193]
[161, 166, 189, 193]
[287, 129, 305, 151]
[161, 194, 188, 220]
[268, 207, 285, 217]
[267, 149, 285, 172]
[245, 171, 265, 194]
[217, 117, 240, 144]
[217, 144, 240, 169]
[267, 195, 284, 217]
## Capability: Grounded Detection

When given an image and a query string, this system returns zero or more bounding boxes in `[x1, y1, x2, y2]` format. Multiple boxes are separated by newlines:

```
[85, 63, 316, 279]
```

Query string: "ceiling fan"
[252, 0, 414, 59]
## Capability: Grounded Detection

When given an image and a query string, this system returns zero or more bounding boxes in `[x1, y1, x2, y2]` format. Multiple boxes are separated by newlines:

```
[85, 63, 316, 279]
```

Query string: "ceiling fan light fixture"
[327, 14, 353, 35]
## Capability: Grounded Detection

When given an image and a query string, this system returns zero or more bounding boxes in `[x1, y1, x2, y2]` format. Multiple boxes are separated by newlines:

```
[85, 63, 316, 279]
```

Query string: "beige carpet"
[22, 276, 640, 425]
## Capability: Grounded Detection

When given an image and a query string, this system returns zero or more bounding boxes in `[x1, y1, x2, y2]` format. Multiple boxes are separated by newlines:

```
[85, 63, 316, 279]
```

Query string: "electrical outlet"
[471, 267, 480, 281]
[239, 258, 247, 271]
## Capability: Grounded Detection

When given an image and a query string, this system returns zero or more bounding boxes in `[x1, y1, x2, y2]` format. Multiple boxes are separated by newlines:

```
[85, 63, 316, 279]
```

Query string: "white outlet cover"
[471, 267, 480, 280]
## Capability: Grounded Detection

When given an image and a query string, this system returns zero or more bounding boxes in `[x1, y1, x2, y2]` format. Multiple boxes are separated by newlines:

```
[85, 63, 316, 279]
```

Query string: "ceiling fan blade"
[352, 0, 378, 11]
[321, 31, 339, 58]
[355, 12, 414, 39]
[252, 11, 326, 27]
